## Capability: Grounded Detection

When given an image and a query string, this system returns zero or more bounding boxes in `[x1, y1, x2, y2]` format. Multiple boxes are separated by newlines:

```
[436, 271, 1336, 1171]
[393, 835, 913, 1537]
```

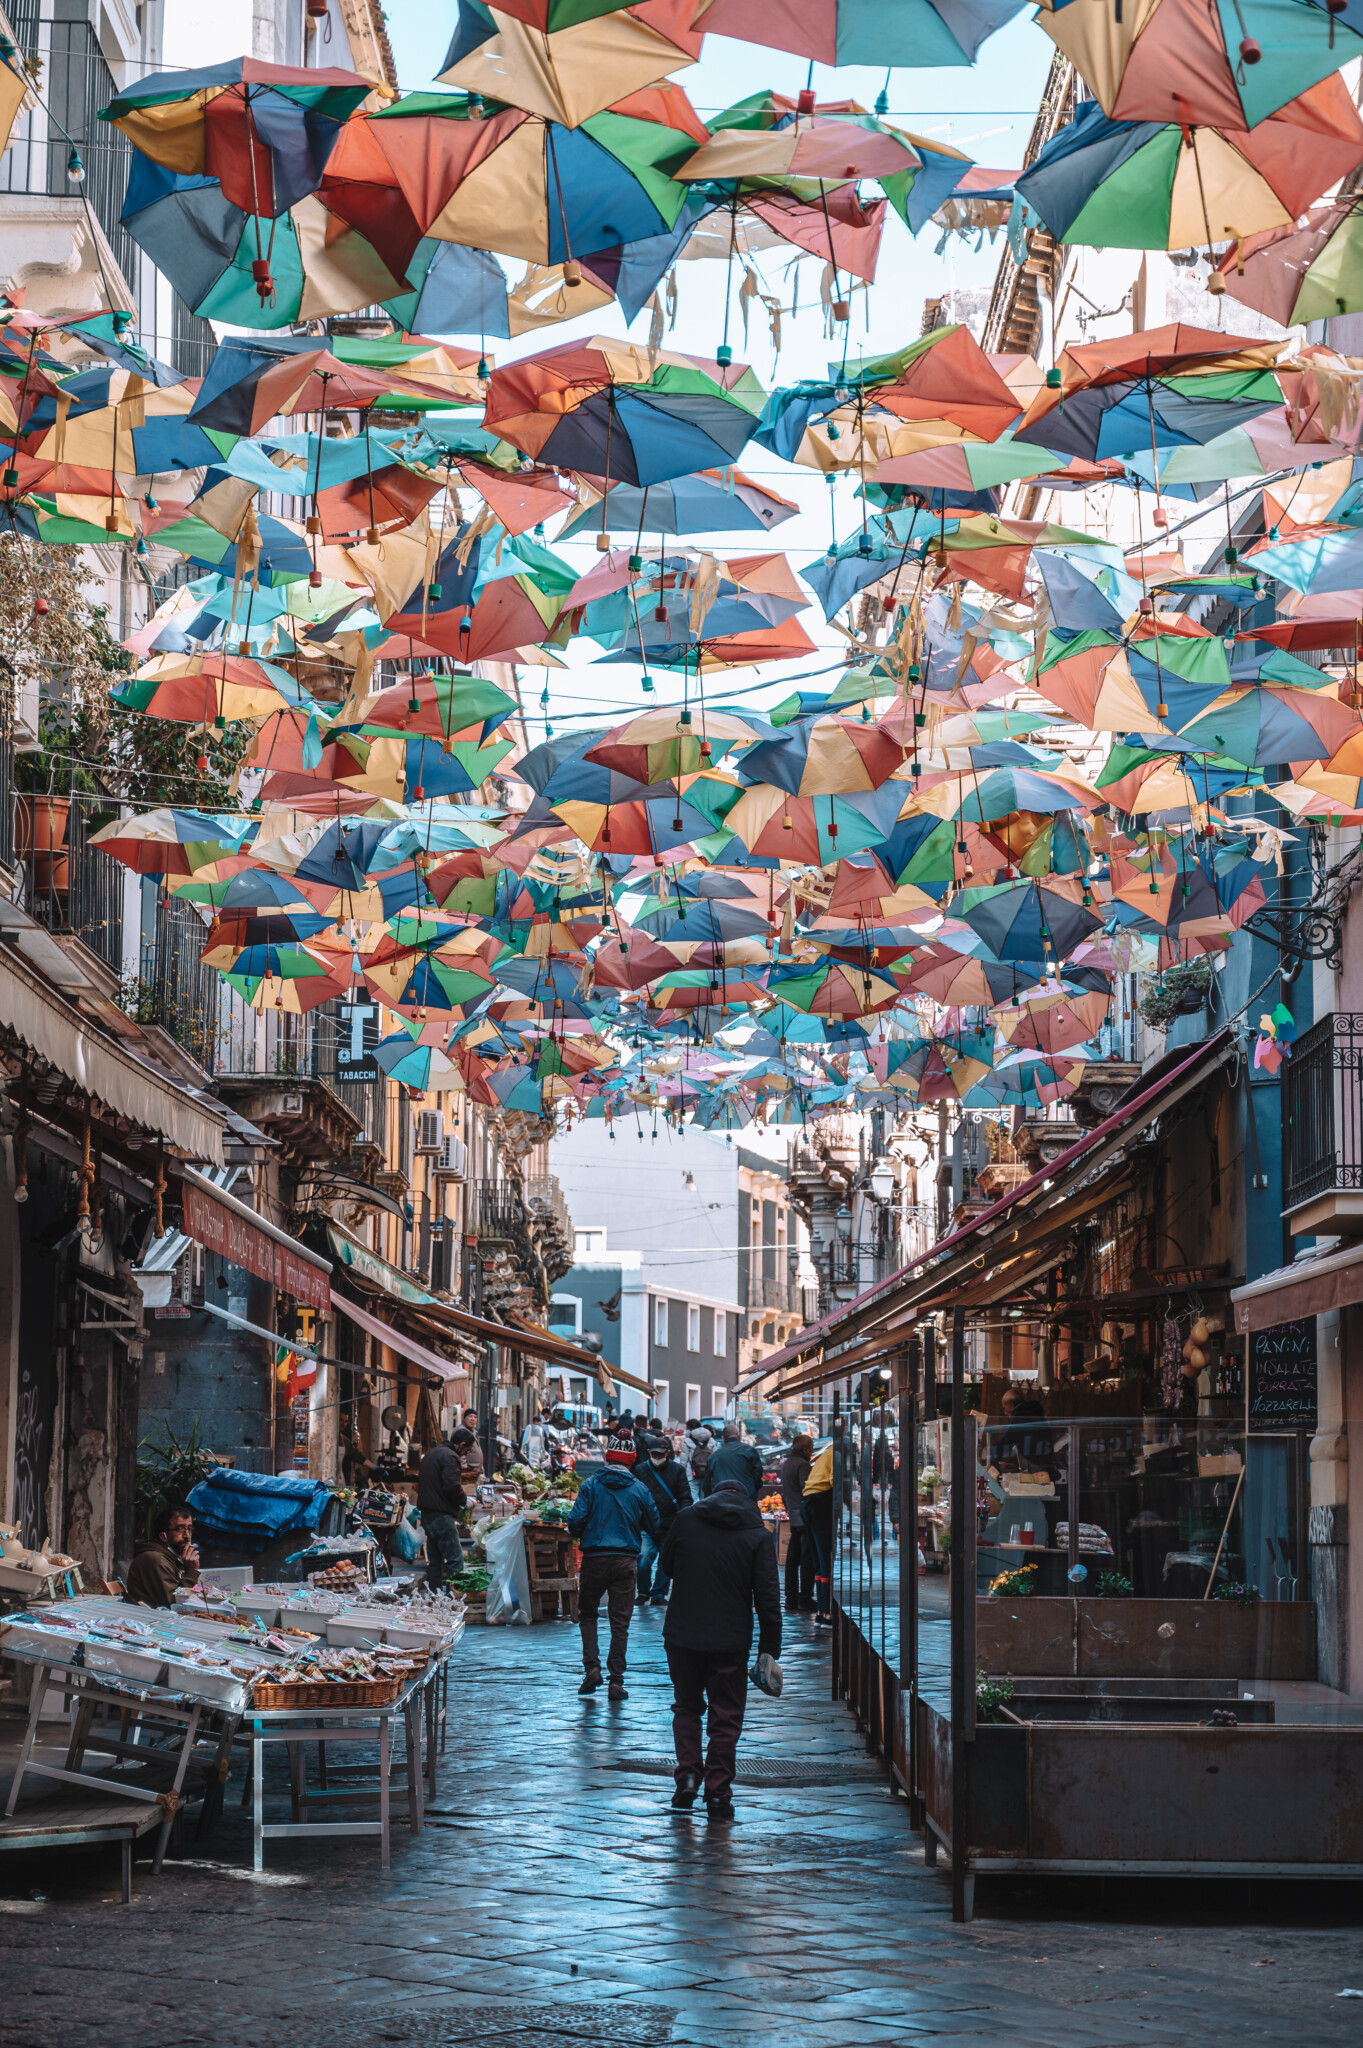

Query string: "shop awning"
[1232, 1242, 1363, 1332]
[326, 1222, 435, 1306]
[181, 1168, 331, 1311]
[418, 1296, 616, 1375]
[739, 1030, 1235, 1393]
[330, 1288, 468, 1386]
[0, 947, 226, 1165]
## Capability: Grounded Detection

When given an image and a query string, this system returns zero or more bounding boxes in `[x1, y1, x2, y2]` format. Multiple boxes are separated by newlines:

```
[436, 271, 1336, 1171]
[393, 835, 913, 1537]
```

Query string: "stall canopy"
[739, 1031, 1236, 1396]
[181, 1167, 331, 1310]
[330, 1287, 468, 1385]
[1233, 1240, 1363, 1330]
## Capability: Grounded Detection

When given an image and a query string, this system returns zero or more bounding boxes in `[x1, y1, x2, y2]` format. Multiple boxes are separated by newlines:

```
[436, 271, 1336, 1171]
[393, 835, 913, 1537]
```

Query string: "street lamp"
[868, 1161, 895, 1203]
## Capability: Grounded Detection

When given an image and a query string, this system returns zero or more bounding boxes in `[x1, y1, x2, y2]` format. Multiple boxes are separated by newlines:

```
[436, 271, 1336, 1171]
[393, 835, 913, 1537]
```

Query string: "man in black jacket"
[417, 1436, 467, 1591]
[633, 1435, 691, 1606]
[659, 1479, 782, 1820]
[701, 1423, 764, 1500]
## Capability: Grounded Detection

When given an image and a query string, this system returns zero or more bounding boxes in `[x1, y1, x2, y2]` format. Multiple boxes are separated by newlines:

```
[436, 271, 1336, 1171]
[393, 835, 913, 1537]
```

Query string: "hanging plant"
[1139, 957, 1213, 1031]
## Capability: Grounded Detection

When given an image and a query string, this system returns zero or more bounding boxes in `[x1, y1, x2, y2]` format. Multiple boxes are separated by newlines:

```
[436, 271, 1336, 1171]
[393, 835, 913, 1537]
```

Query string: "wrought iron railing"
[746, 1273, 793, 1312]
[471, 1177, 530, 1242]
[137, 889, 220, 1068]
[1283, 1013, 1363, 1212]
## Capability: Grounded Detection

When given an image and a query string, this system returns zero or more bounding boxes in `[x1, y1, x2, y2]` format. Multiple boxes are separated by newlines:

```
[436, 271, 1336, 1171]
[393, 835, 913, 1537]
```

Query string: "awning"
[326, 1222, 435, 1306]
[330, 1288, 468, 1386]
[418, 1296, 615, 1374]
[0, 948, 226, 1165]
[181, 1168, 331, 1312]
[1233, 1243, 1363, 1331]
[739, 1031, 1234, 1393]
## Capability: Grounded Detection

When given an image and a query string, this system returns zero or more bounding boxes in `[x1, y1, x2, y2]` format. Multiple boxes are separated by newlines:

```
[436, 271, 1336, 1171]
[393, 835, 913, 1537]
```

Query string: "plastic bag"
[483, 1513, 532, 1625]
[392, 1509, 423, 1562]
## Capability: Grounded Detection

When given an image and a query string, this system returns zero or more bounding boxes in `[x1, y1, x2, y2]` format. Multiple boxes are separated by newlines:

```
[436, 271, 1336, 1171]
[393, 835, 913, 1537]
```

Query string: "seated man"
[125, 1505, 200, 1607]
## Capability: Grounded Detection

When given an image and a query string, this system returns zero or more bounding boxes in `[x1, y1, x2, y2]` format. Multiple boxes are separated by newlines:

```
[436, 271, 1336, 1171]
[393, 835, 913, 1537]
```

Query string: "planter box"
[976, 1597, 1316, 1682]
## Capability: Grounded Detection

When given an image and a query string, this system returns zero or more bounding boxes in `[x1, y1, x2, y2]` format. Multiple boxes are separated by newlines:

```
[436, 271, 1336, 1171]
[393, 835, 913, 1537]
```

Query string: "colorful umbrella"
[1014, 323, 1285, 461]
[1015, 83, 1363, 255]
[693, 0, 1028, 67]
[439, 0, 703, 127]
[557, 466, 798, 540]
[483, 337, 766, 485]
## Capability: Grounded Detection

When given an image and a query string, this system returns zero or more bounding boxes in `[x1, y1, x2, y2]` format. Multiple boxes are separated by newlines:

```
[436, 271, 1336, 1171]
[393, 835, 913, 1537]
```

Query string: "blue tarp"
[187, 1467, 333, 1554]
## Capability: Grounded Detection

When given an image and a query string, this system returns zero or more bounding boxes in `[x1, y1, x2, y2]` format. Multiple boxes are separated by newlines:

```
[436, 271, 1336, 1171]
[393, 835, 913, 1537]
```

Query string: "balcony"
[746, 1273, 794, 1313]
[17, 795, 123, 977]
[522, 1175, 574, 1283]
[1283, 1013, 1363, 1236]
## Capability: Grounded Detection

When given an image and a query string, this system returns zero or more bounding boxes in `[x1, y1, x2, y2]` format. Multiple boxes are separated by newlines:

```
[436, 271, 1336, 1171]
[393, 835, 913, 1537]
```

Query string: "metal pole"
[899, 1361, 921, 1823]
[949, 1305, 974, 1923]
[831, 1391, 842, 1702]
[877, 1390, 888, 1761]
[1067, 1422, 1081, 1583]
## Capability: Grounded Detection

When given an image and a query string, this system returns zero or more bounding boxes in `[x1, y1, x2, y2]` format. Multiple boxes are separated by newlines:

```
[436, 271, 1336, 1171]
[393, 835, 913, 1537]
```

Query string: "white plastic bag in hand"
[484, 1514, 533, 1626]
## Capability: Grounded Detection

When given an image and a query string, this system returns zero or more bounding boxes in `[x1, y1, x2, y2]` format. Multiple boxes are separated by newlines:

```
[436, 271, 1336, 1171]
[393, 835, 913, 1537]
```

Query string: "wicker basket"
[252, 1675, 404, 1710]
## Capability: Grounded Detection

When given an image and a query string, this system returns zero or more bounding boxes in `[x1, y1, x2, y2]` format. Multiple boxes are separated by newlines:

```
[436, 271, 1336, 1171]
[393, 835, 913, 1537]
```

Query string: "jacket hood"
[691, 1483, 762, 1530]
[596, 1465, 643, 1492]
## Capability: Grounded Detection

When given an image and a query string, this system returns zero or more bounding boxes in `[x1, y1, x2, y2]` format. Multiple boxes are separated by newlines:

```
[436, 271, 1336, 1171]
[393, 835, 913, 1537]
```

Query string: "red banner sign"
[182, 1180, 331, 1311]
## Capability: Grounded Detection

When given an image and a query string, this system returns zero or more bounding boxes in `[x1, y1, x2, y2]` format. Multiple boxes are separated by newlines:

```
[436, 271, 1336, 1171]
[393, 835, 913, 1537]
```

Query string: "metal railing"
[0, 10, 138, 288]
[137, 889, 220, 1068]
[1283, 1013, 1363, 1212]
[746, 1273, 794, 1312]
[471, 1177, 530, 1242]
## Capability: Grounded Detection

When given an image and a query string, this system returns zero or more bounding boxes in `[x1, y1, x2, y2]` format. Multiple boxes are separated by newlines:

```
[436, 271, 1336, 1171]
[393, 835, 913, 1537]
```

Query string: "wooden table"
[2, 1659, 235, 1873]
[0, 1791, 161, 1901]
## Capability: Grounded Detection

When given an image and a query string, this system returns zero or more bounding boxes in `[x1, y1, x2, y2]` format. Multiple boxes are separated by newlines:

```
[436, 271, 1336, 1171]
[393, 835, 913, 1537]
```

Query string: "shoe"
[798, 1600, 818, 1612]
[670, 1769, 701, 1810]
[608, 1680, 629, 1701]
[578, 1667, 602, 1694]
[649, 1595, 668, 1607]
[705, 1796, 735, 1823]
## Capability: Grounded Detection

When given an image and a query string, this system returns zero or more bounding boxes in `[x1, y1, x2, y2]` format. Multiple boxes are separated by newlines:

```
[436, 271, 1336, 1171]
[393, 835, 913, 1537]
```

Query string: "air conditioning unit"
[435, 1133, 468, 1179]
[415, 1109, 445, 1154]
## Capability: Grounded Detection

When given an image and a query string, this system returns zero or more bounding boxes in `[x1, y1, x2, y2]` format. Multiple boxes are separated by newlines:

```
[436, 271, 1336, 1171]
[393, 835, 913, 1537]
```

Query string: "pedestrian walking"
[633, 1433, 691, 1604]
[683, 1424, 713, 1500]
[416, 1433, 467, 1592]
[604, 1416, 638, 1467]
[566, 1461, 660, 1700]
[660, 1480, 782, 1820]
[701, 1422, 764, 1499]
[779, 1433, 816, 1612]
[801, 1439, 834, 1626]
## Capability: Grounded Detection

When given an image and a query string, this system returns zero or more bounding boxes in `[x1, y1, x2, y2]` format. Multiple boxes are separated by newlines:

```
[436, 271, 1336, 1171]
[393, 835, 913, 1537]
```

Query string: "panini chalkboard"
[1247, 1318, 1317, 1431]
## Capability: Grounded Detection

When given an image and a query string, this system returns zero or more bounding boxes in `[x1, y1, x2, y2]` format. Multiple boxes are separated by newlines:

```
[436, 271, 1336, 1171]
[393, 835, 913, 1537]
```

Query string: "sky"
[371, 5, 1058, 740]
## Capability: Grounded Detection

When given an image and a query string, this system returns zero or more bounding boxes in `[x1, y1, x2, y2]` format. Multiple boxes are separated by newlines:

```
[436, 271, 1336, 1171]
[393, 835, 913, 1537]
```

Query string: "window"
[712, 1309, 726, 1357]
[711, 1386, 728, 1419]
[686, 1303, 700, 1352]
[654, 1297, 668, 1346]
[685, 1383, 701, 1421]
[574, 1227, 606, 1254]
[653, 1379, 670, 1421]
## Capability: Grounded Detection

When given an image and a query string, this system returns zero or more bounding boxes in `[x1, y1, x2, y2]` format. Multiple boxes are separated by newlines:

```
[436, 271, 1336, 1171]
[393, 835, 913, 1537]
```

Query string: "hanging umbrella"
[734, 712, 907, 796]
[719, 782, 904, 864]
[1214, 203, 1363, 325]
[438, 0, 703, 128]
[994, 987, 1110, 1054]
[756, 325, 1019, 464]
[1013, 323, 1285, 460]
[88, 808, 257, 877]
[484, 337, 766, 485]
[557, 466, 798, 541]
[319, 85, 708, 281]
[1015, 83, 1363, 256]
[693, 0, 1027, 67]
[582, 706, 768, 782]
[101, 59, 381, 209]
[1034, 0, 1363, 130]
[1176, 681, 1362, 763]
[186, 333, 482, 437]
[768, 959, 902, 1017]
[378, 522, 570, 662]
[355, 671, 519, 744]
[958, 878, 1102, 963]
[111, 651, 318, 726]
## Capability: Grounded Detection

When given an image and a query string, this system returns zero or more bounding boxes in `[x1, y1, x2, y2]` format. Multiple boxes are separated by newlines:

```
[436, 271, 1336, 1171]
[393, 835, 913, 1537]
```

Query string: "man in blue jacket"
[567, 1464, 661, 1700]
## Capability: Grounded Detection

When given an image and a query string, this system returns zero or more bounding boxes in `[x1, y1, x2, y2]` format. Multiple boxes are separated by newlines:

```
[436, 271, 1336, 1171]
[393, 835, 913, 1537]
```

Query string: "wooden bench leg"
[121, 1836, 132, 1904]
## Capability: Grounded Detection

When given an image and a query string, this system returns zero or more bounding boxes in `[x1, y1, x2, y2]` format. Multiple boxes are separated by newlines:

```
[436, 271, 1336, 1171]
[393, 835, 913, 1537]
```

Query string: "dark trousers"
[804, 1492, 833, 1615]
[666, 1644, 748, 1800]
[784, 1524, 815, 1608]
[578, 1550, 637, 1677]
[424, 1512, 464, 1591]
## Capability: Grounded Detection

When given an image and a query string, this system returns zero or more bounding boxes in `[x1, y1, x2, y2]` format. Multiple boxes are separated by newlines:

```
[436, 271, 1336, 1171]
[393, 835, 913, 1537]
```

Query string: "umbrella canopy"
[994, 987, 1110, 1054]
[185, 334, 482, 436]
[1035, 0, 1363, 130]
[483, 337, 765, 484]
[756, 325, 1020, 463]
[958, 878, 1102, 963]
[1014, 323, 1284, 460]
[101, 59, 380, 214]
[319, 86, 707, 277]
[1176, 681, 1361, 763]
[112, 651, 317, 727]
[693, 0, 1028, 67]
[583, 707, 768, 781]
[677, 109, 921, 192]
[1016, 83, 1363, 254]
[558, 466, 798, 540]
[1214, 203, 1363, 326]
[439, 0, 703, 127]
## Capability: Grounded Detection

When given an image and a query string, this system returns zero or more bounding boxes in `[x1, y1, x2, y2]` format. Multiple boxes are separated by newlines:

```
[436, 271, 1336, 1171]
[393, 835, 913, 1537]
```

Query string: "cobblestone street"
[0, 1611, 1360, 2048]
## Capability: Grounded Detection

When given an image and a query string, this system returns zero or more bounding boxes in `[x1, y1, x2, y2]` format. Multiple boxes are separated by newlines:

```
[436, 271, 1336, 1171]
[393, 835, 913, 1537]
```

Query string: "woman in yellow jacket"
[801, 1442, 834, 1627]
